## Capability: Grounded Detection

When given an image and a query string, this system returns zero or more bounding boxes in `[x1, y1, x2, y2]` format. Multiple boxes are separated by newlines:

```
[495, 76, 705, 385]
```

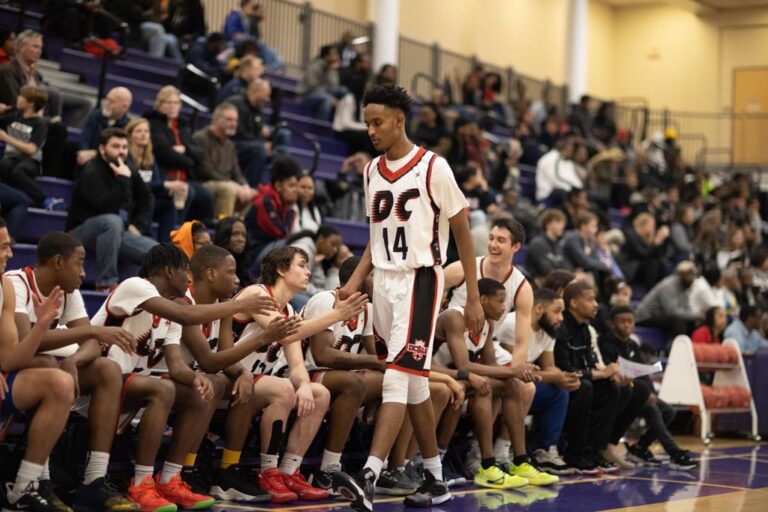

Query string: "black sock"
[513, 455, 530, 466]
[481, 457, 496, 469]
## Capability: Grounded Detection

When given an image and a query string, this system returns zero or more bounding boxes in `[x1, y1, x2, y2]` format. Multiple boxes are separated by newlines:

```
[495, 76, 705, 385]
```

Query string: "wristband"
[456, 369, 470, 381]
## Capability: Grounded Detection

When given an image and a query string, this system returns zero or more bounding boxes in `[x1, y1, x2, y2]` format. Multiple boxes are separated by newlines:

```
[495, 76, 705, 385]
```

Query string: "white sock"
[84, 451, 110, 485]
[364, 456, 384, 481]
[13, 460, 43, 493]
[279, 453, 303, 475]
[494, 438, 512, 462]
[40, 459, 50, 481]
[423, 456, 443, 481]
[134, 465, 154, 485]
[438, 447, 447, 461]
[320, 450, 342, 472]
[260, 453, 279, 471]
[159, 461, 183, 484]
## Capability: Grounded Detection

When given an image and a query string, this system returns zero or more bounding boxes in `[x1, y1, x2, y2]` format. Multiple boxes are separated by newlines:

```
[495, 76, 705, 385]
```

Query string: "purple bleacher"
[0, 4, 42, 30]
[19, 208, 66, 242]
[635, 326, 671, 353]
[324, 217, 369, 251]
[514, 246, 527, 267]
[81, 290, 109, 317]
[38, 177, 74, 205]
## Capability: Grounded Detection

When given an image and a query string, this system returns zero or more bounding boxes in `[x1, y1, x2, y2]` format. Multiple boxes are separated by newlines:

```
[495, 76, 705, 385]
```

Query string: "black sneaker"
[375, 469, 417, 496]
[3, 481, 67, 512]
[442, 464, 467, 488]
[592, 454, 619, 474]
[337, 469, 373, 512]
[565, 456, 600, 475]
[624, 443, 662, 467]
[402, 471, 451, 508]
[403, 459, 425, 487]
[72, 477, 138, 511]
[209, 465, 271, 503]
[35, 481, 72, 512]
[307, 468, 335, 496]
[181, 467, 210, 496]
[669, 451, 698, 471]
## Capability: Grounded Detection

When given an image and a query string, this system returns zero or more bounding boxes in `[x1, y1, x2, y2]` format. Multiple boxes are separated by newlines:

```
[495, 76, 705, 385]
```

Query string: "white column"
[371, 0, 400, 70]
[567, 0, 588, 103]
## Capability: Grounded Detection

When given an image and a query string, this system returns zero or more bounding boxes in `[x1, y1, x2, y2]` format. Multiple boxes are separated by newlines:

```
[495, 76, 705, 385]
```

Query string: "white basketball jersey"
[93, 277, 182, 375]
[364, 146, 468, 271]
[181, 288, 221, 370]
[449, 256, 528, 313]
[232, 285, 293, 376]
[432, 306, 491, 367]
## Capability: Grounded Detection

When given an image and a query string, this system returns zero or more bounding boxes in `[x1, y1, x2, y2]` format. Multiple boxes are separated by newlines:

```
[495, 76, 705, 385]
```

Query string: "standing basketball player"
[337, 83, 484, 511]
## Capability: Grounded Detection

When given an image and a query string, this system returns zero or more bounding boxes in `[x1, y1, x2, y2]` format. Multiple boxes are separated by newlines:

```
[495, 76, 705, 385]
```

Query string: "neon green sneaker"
[508, 462, 559, 486]
[473, 464, 528, 489]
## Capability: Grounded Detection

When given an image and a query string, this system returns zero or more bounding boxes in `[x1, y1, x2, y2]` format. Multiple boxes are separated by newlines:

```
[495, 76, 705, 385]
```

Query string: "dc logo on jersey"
[469, 332, 481, 346]
[371, 188, 419, 223]
[152, 315, 161, 328]
[407, 339, 428, 361]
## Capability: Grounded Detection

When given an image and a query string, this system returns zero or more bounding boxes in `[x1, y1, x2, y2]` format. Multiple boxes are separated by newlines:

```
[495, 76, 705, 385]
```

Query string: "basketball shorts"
[372, 266, 444, 376]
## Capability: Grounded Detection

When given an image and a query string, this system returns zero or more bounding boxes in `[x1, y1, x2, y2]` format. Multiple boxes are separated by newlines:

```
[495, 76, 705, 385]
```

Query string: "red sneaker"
[154, 475, 215, 510]
[281, 470, 331, 501]
[257, 467, 298, 503]
[127, 477, 177, 512]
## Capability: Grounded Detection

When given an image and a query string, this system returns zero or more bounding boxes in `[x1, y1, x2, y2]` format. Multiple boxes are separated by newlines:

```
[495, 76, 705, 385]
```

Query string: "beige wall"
[311, 0, 367, 22]
[587, 0, 615, 100]
[720, 26, 768, 111]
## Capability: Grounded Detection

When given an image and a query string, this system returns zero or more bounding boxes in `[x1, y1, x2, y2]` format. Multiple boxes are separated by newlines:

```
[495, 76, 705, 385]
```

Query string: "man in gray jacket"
[635, 260, 698, 336]
[298, 45, 348, 121]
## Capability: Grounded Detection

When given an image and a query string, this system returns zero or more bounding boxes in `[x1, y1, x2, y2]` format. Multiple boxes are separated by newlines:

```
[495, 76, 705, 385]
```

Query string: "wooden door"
[733, 68, 768, 164]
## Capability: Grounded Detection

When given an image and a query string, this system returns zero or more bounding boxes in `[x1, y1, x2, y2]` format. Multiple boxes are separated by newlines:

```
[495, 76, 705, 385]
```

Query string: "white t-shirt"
[495, 311, 555, 364]
[535, 149, 582, 201]
[92, 277, 182, 375]
[6, 266, 89, 357]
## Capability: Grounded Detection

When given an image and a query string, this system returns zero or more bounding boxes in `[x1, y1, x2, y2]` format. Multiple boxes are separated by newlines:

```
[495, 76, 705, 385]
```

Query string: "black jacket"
[554, 310, 598, 378]
[66, 155, 153, 233]
[226, 94, 266, 142]
[526, 233, 571, 279]
[144, 110, 200, 180]
[599, 331, 653, 390]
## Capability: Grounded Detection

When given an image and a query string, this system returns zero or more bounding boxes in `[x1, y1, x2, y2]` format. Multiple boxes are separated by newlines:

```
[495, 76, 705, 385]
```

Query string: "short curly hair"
[363, 83, 411, 116]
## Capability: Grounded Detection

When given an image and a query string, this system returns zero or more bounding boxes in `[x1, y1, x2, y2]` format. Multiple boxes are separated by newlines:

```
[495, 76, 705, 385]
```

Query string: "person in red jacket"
[691, 306, 727, 345]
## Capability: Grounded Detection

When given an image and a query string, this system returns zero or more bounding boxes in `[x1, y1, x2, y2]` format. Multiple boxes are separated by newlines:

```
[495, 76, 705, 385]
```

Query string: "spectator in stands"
[563, 212, 611, 282]
[333, 89, 372, 156]
[535, 133, 582, 205]
[185, 32, 227, 79]
[693, 207, 722, 267]
[339, 52, 371, 105]
[717, 225, 749, 270]
[42, 0, 102, 44]
[611, 166, 639, 210]
[292, 173, 322, 234]
[538, 112, 562, 151]
[592, 102, 617, 144]
[78, 87, 133, 165]
[0, 85, 62, 211]
[245, 155, 300, 264]
[0, 181, 29, 240]
[218, 55, 264, 102]
[527, 209, 570, 284]
[228, 79, 289, 186]
[214, 215, 253, 286]
[723, 305, 768, 353]
[562, 188, 589, 230]
[66, 127, 157, 291]
[669, 203, 696, 264]
[0, 25, 14, 65]
[107, 0, 184, 63]
[594, 276, 631, 335]
[374, 64, 397, 85]
[619, 213, 669, 291]
[448, 118, 486, 169]
[287, 224, 343, 308]
[543, 269, 577, 296]
[568, 95, 592, 138]
[456, 164, 496, 229]
[412, 102, 450, 155]
[145, 85, 214, 226]
[691, 306, 727, 345]
[689, 264, 723, 319]
[170, 219, 211, 259]
[165, 0, 207, 45]
[635, 260, 699, 336]
[298, 45, 347, 121]
[192, 103, 256, 219]
[222, 0, 282, 69]
[336, 30, 358, 68]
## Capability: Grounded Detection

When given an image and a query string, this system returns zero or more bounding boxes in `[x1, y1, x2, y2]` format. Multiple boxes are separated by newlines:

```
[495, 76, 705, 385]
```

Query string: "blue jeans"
[141, 22, 184, 63]
[529, 382, 569, 451]
[71, 214, 158, 287]
[301, 86, 349, 121]
[0, 182, 30, 239]
[234, 140, 269, 187]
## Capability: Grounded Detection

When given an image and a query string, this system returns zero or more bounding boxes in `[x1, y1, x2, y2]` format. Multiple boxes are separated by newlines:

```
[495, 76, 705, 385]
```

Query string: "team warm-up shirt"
[6, 266, 89, 357]
[364, 146, 468, 271]
[432, 306, 491, 367]
[448, 256, 528, 313]
[301, 291, 373, 371]
[495, 311, 556, 364]
[232, 285, 294, 376]
[92, 277, 181, 375]
[181, 288, 221, 370]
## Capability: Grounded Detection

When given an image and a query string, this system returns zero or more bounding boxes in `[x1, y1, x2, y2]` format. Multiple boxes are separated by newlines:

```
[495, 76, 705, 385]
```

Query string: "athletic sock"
[13, 460, 44, 492]
[364, 456, 384, 481]
[513, 455, 530, 466]
[494, 439, 512, 462]
[40, 459, 50, 481]
[481, 457, 497, 470]
[260, 453, 279, 471]
[183, 453, 197, 468]
[134, 465, 154, 485]
[320, 450, 342, 472]
[159, 462, 183, 484]
[279, 453, 303, 475]
[84, 451, 110, 485]
[221, 449, 242, 469]
[423, 456, 443, 481]
[438, 447, 447, 461]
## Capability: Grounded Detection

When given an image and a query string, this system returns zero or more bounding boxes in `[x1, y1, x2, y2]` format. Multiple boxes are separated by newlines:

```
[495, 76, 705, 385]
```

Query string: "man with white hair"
[78, 87, 134, 164]
[192, 103, 257, 218]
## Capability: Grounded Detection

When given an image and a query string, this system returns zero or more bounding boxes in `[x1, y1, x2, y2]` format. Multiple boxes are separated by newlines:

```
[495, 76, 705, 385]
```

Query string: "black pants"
[563, 378, 621, 459]
[636, 397, 679, 455]
[0, 157, 45, 206]
[609, 381, 652, 445]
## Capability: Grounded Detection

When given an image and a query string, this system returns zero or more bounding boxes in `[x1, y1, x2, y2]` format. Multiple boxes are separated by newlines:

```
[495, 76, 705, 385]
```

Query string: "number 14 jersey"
[364, 146, 468, 271]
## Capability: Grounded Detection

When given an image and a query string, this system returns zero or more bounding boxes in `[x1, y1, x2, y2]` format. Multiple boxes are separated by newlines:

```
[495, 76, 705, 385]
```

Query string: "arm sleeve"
[29, 119, 48, 148]
[429, 157, 469, 219]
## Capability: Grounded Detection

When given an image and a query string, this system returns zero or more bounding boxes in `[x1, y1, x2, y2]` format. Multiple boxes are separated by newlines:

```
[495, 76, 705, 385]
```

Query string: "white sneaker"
[532, 446, 576, 475]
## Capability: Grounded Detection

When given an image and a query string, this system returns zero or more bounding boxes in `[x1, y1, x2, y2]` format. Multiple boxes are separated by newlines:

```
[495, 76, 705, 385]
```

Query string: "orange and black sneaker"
[257, 467, 297, 503]
[281, 470, 331, 501]
[154, 475, 215, 510]
[127, 477, 177, 512]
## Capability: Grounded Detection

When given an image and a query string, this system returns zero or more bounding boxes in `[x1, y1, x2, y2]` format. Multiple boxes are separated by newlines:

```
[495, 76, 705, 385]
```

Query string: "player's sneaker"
[3, 481, 70, 512]
[154, 475, 214, 509]
[625, 443, 662, 467]
[375, 469, 417, 496]
[600, 447, 636, 470]
[35, 480, 72, 512]
[532, 446, 576, 475]
[593, 454, 621, 473]
[307, 468, 335, 496]
[209, 465, 270, 502]
[402, 471, 451, 507]
[443, 464, 467, 487]
[72, 477, 139, 511]
[464, 441, 481, 477]
[256, 468, 296, 503]
[280, 470, 330, 501]
[340, 468, 373, 512]
[180, 467, 209, 496]
[565, 456, 601, 475]
[403, 458, 425, 486]
[669, 450, 698, 470]
[127, 477, 177, 512]
[508, 461, 559, 486]
[474, 464, 528, 489]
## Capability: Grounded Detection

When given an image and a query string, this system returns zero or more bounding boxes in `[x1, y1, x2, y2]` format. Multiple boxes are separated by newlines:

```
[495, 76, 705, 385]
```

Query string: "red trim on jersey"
[8, 272, 30, 307]
[376, 146, 427, 183]
[480, 258, 514, 285]
[425, 153, 441, 265]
